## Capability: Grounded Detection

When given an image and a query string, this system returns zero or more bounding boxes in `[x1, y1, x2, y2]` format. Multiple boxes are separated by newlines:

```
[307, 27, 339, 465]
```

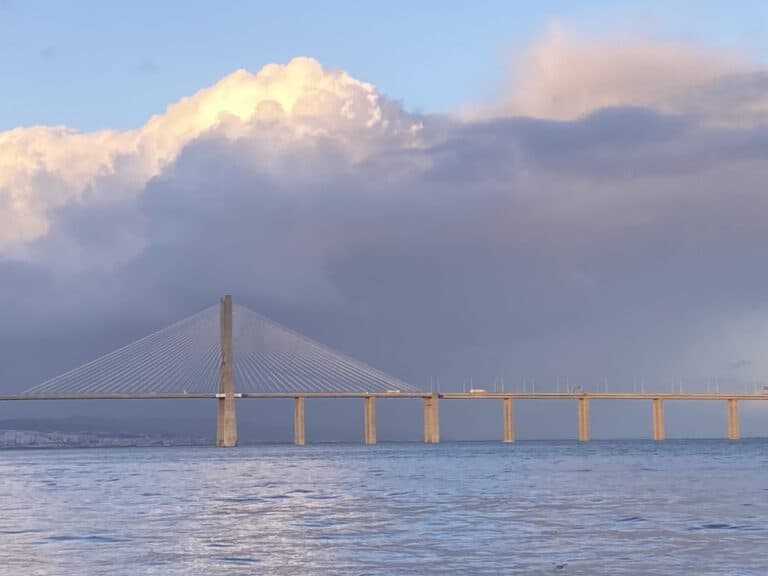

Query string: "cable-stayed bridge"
[3, 296, 768, 445]
[23, 301, 417, 397]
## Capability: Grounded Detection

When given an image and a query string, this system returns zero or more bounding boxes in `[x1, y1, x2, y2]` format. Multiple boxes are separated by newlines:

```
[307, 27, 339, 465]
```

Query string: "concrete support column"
[216, 295, 237, 447]
[727, 398, 740, 440]
[364, 396, 377, 445]
[652, 398, 665, 441]
[423, 393, 440, 444]
[503, 397, 515, 443]
[578, 397, 590, 442]
[294, 396, 306, 446]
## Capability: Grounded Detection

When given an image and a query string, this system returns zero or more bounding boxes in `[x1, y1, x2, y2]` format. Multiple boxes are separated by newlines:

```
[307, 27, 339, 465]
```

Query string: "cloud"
[2, 32, 768, 437]
[0, 57, 421, 263]
[501, 25, 768, 126]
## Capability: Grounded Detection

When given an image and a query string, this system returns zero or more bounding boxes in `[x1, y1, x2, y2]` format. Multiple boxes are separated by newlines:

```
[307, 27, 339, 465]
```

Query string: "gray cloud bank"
[2, 42, 768, 440]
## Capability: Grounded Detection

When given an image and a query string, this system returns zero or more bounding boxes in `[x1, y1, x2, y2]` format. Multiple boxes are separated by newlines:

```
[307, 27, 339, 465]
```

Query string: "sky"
[2, 1, 768, 440]
[2, 0, 768, 129]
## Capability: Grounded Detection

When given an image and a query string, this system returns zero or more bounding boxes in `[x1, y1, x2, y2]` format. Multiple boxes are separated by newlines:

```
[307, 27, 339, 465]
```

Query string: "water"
[1, 440, 767, 575]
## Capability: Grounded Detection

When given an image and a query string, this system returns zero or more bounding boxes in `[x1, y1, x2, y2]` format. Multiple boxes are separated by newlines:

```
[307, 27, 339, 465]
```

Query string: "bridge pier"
[578, 397, 590, 441]
[652, 398, 665, 441]
[364, 396, 376, 444]
[294, 396, 306, 446]
[503, 397, 515, 443]
[216, 295, 237, 447]
[423, 393, 440, 443]
[727, 398, 740, 440]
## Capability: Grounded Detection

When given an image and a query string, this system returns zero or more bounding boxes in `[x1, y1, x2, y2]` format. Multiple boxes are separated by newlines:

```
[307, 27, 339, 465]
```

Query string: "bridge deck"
[2, 392, 768, 401]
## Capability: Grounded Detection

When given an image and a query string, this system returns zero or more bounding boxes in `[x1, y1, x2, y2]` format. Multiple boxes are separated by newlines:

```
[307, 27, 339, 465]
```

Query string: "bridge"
[3, 296, 766, 445]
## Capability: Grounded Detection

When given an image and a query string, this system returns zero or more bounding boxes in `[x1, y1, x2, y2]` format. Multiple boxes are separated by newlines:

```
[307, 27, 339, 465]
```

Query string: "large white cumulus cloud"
[0, 57, 421, 263]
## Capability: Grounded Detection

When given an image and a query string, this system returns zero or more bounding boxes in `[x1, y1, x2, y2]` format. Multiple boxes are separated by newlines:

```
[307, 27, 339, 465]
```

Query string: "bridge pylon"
[216, 295, 238, 447]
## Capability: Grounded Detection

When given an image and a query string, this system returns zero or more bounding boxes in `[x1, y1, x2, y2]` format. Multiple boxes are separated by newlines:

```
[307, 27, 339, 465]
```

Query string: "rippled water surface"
[1, 440, 767, 575]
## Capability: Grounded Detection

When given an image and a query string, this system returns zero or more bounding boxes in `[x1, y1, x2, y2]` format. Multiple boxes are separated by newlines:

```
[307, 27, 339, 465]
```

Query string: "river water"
[1, 440, 766, 575]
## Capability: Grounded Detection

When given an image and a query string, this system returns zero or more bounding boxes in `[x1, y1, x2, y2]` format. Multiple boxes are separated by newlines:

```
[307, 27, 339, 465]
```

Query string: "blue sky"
[1, 0, 767, 130]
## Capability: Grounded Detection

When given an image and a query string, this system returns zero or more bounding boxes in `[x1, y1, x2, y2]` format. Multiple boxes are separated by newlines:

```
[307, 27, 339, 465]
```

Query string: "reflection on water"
[1, 441, 767, 575]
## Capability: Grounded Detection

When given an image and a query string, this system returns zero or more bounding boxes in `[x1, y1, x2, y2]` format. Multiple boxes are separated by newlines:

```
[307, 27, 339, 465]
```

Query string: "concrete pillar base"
[294, 396, 306, 446]
[727, 398, 740, 440]
[652, 398, 665, 441]
[578, 397, 590, 442]
[423, 394, 440, 443]
[364, 396, 377, 445]
[216, 396, 238, 447]
[503, 397, 515, 443]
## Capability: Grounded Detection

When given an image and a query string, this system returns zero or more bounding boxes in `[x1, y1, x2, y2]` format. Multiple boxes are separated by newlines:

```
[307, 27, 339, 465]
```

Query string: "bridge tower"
[216, 295, 238, 447]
